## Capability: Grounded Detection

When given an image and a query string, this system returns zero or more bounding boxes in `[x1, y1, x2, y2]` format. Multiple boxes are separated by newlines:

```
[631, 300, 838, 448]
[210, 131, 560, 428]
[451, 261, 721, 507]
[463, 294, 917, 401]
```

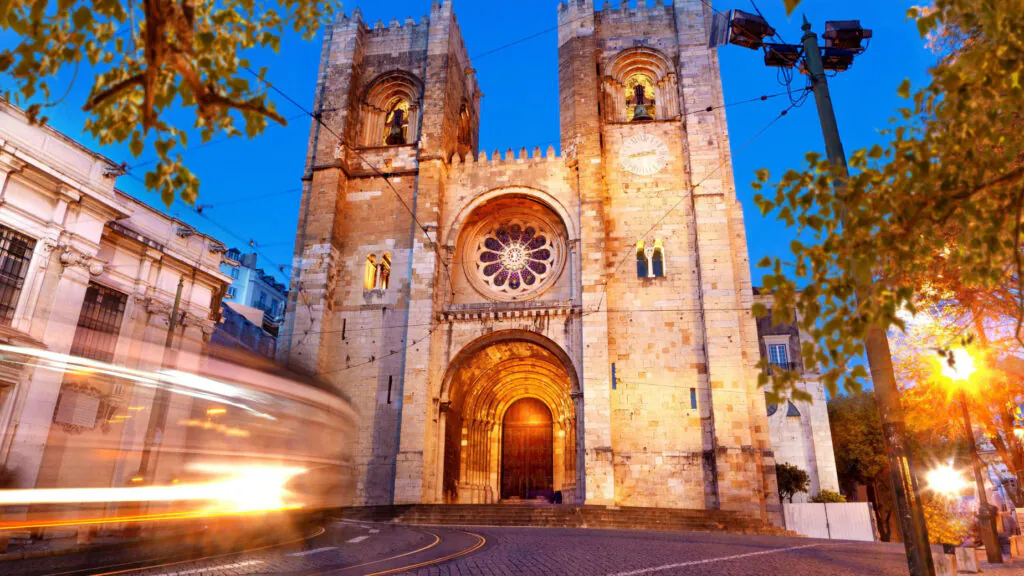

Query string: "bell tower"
[279, 0, 480, 505]
[559, 0, 779, 522]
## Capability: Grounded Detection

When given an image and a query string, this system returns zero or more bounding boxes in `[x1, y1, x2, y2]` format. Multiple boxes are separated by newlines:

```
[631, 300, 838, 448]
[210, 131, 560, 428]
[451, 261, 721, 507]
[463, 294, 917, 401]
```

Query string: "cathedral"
[279, 0, 782, 525]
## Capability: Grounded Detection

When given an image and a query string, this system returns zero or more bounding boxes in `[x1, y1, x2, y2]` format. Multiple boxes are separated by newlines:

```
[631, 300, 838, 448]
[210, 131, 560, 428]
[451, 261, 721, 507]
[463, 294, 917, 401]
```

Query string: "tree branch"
[81, 73, 144, 112]
[1014, 185, 1024, 347]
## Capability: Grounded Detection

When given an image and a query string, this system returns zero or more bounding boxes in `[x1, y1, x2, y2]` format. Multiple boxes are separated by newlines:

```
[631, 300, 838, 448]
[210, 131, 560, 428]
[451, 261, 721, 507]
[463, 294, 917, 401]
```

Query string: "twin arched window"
[364, 253, 392, 291]
[636, 240, 665, 279]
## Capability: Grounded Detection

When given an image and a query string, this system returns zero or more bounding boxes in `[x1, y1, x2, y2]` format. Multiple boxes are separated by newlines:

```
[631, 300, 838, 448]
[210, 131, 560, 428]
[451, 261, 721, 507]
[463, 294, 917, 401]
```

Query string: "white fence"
[782, 502, 878, 542]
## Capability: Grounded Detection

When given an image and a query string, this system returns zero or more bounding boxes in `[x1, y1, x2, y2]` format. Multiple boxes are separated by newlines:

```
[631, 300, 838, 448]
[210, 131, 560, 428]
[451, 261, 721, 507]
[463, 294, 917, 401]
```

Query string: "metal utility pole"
[960, 391, 1004, 563]
[800, 18, 936, 576]
[137, 276, 185, 482]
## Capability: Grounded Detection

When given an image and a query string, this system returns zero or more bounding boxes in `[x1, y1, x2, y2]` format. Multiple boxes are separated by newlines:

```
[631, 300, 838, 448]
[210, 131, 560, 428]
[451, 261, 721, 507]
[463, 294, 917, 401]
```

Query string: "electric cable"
[241, 66, 458, 306]
[585, 98, 801, 319]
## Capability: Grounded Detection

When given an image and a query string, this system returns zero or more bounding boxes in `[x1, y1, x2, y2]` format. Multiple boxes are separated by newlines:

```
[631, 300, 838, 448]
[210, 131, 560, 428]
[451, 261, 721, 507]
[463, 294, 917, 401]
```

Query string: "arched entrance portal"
[501, 398, 553, 500]
[438, 331, 580, 504]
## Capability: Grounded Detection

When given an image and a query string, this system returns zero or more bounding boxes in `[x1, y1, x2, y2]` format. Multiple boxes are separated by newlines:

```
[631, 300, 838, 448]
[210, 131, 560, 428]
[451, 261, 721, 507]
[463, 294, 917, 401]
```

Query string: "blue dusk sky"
[4, 0, 935, 284]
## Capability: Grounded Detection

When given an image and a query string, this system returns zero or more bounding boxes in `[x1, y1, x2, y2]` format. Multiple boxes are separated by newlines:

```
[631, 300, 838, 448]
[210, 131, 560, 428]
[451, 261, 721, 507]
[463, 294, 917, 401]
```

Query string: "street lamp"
[938, 347, 1003, 564]
[927, 464, 969, 498]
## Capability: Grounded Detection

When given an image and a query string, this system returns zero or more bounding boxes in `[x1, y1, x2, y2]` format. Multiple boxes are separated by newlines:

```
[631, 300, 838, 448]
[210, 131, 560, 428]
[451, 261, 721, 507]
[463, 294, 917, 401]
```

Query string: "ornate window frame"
[460, 209, 567, 302]
[602, 47, 679, 123]
[360, 70, 424, 147]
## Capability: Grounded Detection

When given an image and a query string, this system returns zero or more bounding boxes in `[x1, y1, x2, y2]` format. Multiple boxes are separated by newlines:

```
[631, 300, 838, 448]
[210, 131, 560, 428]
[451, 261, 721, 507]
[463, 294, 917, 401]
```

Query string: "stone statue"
[386, 108, 406, 145]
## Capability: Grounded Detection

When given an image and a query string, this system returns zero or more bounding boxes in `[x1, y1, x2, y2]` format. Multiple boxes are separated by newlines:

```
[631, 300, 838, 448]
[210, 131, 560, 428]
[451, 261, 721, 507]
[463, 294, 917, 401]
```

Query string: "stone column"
[4, 263, 92, 489]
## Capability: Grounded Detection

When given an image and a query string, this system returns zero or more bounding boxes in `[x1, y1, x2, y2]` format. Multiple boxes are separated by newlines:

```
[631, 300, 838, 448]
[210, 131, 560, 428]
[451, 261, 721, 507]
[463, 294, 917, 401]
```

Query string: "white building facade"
[0, 102, 231, 492]
[753, 289, 841, 503]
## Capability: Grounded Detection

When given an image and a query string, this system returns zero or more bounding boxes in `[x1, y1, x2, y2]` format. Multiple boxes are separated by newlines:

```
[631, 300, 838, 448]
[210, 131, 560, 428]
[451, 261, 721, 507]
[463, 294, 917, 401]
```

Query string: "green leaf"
[129, 133, 143, 157]
[897, 78, 912, 99]
[72, 6, 91, 29]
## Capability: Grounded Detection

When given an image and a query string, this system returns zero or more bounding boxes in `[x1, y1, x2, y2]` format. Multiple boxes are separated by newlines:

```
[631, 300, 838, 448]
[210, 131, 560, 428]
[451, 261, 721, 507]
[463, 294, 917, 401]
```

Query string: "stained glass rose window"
[466, 216, 563, 301]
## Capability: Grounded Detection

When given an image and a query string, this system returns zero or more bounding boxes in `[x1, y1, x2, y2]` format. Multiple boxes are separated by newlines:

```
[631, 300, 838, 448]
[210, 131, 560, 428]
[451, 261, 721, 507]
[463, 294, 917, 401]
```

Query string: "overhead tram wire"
[309, 97, 805, 373]
[241, 67, 458, 307]
[286, 87, 806, 371]
[122, 171, 293, 281]
[585, 97, 803, 319]
[129, 112, 308, 170]
[200, 13, 806, 373]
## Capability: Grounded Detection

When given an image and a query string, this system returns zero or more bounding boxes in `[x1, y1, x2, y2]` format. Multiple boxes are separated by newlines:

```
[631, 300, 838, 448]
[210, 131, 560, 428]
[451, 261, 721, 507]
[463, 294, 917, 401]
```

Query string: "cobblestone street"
[8, 521, 1021, 575]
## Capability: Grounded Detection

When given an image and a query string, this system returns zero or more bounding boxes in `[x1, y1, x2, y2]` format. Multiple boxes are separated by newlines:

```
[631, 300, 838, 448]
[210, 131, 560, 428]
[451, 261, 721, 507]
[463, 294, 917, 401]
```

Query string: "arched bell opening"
[437, 332, 580, 505]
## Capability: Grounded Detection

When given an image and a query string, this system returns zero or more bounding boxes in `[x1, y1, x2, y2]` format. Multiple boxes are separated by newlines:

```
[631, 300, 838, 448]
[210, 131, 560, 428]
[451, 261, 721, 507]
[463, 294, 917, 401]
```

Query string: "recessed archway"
[437, 331, 580, 504]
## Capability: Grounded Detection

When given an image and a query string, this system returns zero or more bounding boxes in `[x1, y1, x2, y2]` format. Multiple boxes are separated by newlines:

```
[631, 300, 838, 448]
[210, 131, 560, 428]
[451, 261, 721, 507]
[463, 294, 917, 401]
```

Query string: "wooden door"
[501, 398, 553, 500]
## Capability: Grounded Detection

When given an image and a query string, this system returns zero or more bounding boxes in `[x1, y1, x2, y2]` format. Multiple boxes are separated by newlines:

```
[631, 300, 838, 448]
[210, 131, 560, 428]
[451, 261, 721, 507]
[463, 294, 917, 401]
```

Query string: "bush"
[810, 490, 847, 503]
[776, 463, 810, 503]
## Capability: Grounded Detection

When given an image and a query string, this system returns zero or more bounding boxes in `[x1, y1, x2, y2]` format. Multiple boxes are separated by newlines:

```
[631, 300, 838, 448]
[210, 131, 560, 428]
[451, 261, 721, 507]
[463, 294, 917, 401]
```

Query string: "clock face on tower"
[620, 133, 670, 176]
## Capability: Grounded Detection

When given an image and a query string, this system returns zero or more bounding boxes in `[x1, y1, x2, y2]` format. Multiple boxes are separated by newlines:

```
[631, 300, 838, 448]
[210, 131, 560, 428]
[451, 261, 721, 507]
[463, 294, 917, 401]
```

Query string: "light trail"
[0, 463, 307, 529]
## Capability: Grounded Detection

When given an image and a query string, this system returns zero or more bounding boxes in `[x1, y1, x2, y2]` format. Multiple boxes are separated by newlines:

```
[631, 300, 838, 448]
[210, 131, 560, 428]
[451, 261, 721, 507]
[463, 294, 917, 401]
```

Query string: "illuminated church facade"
[280, 0, 782, 523]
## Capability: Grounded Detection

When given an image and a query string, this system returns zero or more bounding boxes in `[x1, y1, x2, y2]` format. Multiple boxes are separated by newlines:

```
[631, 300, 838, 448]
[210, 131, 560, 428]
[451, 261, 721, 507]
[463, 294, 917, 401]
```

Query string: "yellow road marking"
[362, 530, 486, 576]
[88, 526, 326, 576]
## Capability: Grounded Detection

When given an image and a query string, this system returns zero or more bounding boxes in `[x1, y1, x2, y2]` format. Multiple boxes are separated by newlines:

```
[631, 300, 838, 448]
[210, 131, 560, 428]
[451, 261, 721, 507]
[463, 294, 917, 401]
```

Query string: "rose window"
[467, 217, 562, 301]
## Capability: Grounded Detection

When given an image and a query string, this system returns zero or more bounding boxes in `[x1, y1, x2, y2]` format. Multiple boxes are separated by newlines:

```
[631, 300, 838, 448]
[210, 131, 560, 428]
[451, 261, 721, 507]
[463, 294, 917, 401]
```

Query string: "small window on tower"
[651, 239, 665, 278]
[384, 99, 410, 146]
[768, 343, 790, 369]
[364, 254, 378, 290]
[636, 240, 648, 278]
[625, 74, 657, 122]
[378, 253, 392, 290]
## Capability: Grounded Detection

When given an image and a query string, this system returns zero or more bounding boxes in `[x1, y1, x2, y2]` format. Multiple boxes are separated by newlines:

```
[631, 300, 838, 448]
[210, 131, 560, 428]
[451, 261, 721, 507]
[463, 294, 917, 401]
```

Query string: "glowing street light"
[940, 347, 977, 383]
[937, 346, 1003, 564]
[927, 464, 968, 498]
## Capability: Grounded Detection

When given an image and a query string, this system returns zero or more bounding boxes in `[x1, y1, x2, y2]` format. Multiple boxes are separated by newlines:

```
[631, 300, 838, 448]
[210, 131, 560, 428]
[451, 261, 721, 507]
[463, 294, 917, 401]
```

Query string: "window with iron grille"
[0, 226, 37, 326]
[70, 283, 127, 362]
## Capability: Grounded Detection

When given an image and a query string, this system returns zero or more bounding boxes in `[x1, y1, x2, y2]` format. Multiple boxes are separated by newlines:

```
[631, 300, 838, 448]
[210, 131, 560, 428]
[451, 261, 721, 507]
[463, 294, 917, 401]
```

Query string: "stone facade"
[753, 290, 840, 503]
[280, 0, 780, 523]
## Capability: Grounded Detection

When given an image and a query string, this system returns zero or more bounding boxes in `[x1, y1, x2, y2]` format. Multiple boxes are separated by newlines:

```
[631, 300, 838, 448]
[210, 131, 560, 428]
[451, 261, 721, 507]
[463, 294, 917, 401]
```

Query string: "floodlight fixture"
[729, 10, 776, 50]
[821, 48, 857, 71]
[764, 43, 802, 69]
[823, 20, 873, 52]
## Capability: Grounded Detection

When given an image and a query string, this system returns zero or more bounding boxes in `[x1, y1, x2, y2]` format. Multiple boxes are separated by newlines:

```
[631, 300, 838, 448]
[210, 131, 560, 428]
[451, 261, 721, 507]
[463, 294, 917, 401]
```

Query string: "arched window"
[364, 254, 378, 291]
[362, 71, 423, 147]
[625, 74, 656, 122]
[605, 48, 678, 122]
[636, 240, 648, 278]
[378, 253, 392, 290]
[383, 99, 410, 146]
[651, 239, 665, 278]
[637, 239, 666, 279]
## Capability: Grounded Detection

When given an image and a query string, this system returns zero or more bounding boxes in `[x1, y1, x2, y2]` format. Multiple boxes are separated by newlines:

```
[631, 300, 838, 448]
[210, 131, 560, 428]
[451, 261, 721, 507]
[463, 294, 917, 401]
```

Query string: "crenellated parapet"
[595, 0, 672, 20]
[448, 145, 562, 173]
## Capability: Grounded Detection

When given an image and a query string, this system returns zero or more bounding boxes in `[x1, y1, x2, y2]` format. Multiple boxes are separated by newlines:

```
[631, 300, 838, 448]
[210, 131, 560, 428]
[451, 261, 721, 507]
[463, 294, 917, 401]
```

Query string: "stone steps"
[341, 505, 791, 536]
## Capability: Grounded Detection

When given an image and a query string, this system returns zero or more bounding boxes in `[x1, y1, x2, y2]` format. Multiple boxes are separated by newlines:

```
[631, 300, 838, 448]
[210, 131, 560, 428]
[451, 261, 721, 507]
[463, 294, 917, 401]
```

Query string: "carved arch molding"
[603, 47, 680, 122]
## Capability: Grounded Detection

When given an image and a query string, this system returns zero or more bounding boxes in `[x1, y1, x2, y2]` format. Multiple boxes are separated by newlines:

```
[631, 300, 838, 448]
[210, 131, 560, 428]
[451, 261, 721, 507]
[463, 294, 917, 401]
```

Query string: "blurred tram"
[0, 337, 357, 539]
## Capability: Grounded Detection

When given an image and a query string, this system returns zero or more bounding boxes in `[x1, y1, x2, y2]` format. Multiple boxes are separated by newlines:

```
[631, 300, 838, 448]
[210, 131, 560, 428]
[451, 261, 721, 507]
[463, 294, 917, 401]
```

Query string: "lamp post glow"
[940, 348, 976, 383]
[927, 465, 968, 498]
[939, 348, 1003, 564]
